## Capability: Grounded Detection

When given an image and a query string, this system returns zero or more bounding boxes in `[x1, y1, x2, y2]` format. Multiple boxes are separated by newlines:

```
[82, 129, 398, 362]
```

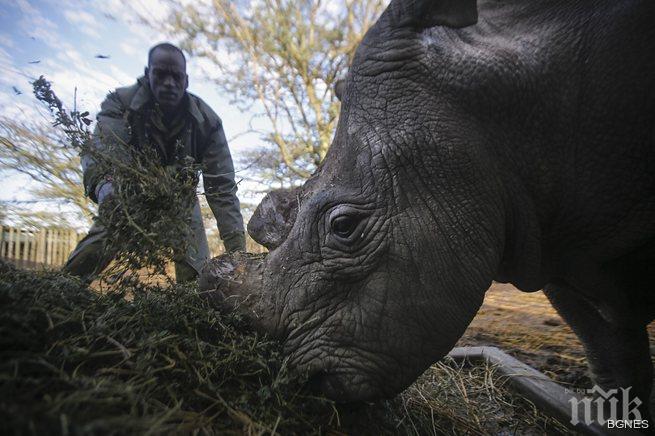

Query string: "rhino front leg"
[544, 284, 652, 425]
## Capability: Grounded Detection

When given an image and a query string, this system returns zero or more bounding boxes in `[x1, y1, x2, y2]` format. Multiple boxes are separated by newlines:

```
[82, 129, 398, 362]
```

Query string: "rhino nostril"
[307, 369, 356, 402]
[306, 370, 328, 394]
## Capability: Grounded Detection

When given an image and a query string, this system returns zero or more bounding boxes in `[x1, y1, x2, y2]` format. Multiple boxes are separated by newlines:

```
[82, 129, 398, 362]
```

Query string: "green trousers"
[63, 199, 210, 283]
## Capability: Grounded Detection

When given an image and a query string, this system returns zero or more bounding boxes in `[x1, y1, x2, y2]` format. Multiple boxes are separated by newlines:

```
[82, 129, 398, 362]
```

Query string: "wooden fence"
[0, 225, 266, 271]
[0, 226, 81, 270]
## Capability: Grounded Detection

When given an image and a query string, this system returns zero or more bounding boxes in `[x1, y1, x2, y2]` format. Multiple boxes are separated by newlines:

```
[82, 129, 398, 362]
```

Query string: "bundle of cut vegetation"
[32, 77, 199, 286]
[0, 261, 573, 435]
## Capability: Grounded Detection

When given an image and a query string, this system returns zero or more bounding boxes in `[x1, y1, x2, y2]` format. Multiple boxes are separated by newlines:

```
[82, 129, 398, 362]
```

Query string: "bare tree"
[237, 146, 305, 190]
[139, 0, 388, 181]
[0, 116, 94, 227]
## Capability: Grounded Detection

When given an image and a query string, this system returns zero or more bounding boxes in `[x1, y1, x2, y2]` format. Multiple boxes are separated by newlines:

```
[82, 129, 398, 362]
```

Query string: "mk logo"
[569, 386, 642, 426]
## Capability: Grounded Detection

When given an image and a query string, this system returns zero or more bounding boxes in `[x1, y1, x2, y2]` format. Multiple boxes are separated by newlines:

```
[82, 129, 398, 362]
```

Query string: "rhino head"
[201, 0, 536, 402]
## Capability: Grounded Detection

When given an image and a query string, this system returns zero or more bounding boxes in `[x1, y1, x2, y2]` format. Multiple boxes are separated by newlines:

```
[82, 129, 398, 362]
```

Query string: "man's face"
[146, 49, 188, 111]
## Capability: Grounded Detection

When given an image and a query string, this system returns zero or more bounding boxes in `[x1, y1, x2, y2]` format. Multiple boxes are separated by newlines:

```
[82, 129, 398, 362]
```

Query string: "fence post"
[8, 227, 15, 260]
[46, 229, 53, 266]
[54, 228, 61, 266]
[17, 228, 21, 262]
[53, 228, 59, 266]
[31, 229, 36, 264]
[23, 229, 29, 264]
[37, 229, 46, 265]
[21, 229, 29, 263]
[32, 229, 38, 264]
[60, 228, 66, 266]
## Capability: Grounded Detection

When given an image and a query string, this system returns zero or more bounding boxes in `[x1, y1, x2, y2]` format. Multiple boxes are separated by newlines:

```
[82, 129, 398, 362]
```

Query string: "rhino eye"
[331, 215, 359, 239]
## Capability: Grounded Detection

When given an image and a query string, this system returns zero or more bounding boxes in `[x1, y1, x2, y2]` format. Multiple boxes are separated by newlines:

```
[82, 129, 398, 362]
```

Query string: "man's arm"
[82, 91, 130, 203]
[202, 120, 246, 252]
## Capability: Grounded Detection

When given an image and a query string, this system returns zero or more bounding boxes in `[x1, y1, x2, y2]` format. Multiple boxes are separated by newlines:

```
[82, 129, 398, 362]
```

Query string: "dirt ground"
[457, 282, 655, 391]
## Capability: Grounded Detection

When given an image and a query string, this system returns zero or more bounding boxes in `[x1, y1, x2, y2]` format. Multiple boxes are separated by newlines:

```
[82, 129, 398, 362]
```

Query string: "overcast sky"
[0, 0, 266, 224]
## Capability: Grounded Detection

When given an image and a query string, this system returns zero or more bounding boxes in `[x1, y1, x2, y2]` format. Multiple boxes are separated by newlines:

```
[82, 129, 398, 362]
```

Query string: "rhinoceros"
[200, 0, 655, 416]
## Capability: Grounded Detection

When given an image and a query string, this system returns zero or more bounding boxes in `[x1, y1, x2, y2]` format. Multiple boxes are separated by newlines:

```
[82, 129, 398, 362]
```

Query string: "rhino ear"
[388, 0, 478, 30]
[334, 79, 345, 101]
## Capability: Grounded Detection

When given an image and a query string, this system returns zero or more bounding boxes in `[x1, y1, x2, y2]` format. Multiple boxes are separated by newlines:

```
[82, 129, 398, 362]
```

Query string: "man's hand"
[223, 231, 246, 253]
[96, 181, 114, 205]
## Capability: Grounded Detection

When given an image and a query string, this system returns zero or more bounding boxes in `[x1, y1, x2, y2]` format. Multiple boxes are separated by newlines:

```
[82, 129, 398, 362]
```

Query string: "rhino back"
[457, 0, 655, 261]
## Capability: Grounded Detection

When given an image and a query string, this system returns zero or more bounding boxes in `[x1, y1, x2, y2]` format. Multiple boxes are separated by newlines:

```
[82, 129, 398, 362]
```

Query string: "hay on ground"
[0, 261, 573, 435]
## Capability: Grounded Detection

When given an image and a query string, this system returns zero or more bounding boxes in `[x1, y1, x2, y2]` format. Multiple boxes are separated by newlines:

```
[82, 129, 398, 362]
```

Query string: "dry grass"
[458, 283, 591, 388]
[1, 262, 573, 435]
[459, 282, 655, 392]
[397, 359, 573, 435]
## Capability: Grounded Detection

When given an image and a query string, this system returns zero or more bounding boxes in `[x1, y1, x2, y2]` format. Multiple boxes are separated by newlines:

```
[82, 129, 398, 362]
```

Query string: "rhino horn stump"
[247, 188, 300, 250]
[198, 252, 275, 334]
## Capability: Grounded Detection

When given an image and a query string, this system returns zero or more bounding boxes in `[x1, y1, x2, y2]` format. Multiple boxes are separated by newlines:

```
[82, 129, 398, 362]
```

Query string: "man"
[64, 42, 246, 282]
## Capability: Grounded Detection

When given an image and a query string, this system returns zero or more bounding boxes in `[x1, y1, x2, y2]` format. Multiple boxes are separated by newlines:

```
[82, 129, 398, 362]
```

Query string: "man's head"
[145, 43, 188, 112]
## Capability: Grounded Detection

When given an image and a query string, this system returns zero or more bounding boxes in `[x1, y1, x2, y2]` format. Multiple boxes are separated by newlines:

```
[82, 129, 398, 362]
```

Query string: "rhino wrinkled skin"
[201, 0, 655, 415]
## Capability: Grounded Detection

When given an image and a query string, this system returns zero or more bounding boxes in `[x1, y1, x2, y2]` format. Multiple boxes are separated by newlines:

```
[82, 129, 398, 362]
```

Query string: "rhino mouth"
[306, 366, 387, 403]
[288, 342, 402, 402]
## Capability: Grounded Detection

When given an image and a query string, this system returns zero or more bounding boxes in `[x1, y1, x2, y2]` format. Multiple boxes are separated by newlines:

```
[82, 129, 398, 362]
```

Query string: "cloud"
[63, 9, 95, 26]
[109, 65, 135, 86]
[15, 0, 61, 48]
[44, 61, 121, 110]
[0, 45, 56, 124]
[0, 46, 32, 92]
[63, 10, 101, 39]
[103, 0, 171, 25]
[14, 0, 37, 15]
[119, 41, 138, 57]
[0, 34, 14, 49]
[101, 0, 173, 51]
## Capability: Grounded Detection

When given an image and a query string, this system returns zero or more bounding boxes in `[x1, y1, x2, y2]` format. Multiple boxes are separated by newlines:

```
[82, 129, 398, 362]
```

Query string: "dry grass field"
[458, 282, 655, 395]
[2, 258, 651, 434]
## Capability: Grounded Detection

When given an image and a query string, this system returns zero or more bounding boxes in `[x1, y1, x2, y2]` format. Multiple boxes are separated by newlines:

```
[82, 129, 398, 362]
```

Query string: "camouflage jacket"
[82, 76, 245, 239]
